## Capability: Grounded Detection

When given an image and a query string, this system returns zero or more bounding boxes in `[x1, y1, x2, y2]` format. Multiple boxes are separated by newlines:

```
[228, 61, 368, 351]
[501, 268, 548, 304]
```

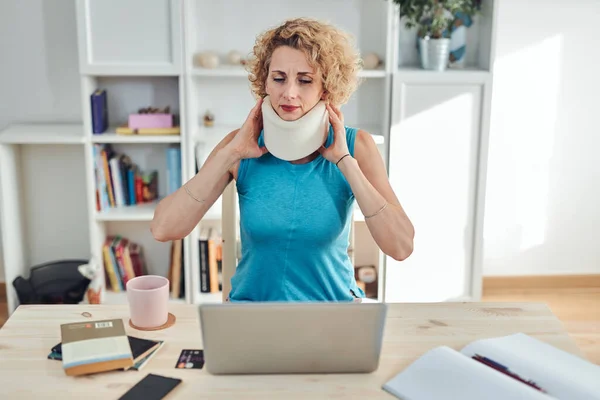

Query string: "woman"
[151, 18, 414, 302]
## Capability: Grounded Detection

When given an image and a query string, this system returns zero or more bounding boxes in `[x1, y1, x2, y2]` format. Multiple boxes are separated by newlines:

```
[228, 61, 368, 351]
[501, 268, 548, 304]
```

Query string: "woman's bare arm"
[150, 130, 239, 242]
[341, 129, 415, 261]
[151, 97, 267, 242]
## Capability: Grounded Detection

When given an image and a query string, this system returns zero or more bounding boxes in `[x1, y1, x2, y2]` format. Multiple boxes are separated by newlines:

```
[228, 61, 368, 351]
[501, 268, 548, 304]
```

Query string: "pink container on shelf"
[128, 113, 173, 129]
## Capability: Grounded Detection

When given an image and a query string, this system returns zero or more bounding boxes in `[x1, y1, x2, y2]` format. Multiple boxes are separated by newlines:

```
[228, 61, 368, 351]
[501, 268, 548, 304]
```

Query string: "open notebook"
[383, 333, 599, 400]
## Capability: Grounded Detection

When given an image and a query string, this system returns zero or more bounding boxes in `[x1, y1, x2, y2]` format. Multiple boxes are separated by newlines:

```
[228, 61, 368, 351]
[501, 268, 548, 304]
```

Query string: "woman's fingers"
[327, 104, 344, 131]
[327, 104, 338, 123]
[329, 103, 343, 121]
[250, 97, 263, 121]
[243, 97, 262, 127]
[240, 97, 263, 138]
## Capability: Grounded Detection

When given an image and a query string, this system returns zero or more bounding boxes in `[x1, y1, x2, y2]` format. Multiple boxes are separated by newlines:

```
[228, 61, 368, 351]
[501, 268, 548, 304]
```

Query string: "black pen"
[472, 354, 547, 393]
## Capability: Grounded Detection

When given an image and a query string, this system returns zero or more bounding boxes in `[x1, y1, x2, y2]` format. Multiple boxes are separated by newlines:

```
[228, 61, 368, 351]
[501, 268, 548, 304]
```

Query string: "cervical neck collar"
[261, 95, 329, 161]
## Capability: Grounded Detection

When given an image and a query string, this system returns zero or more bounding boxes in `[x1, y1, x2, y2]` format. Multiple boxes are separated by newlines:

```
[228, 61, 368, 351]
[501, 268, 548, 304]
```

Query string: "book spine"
[108, 237, 125, 291]
[166, 146, 181, 196]
[118, 157, 129, 206]
[91, 90, 108, 134]
[135, 175, 143, 203]
[93, 145, 110, 211]
[103, 238, 120, 291]
[101, 149, 115, 207]
[199, 239, 209, 293]
[127, 168, 136, 205]
[109, 157, 124, 207]
[122, 243, 137, 281]
[114, 238, 130, 286]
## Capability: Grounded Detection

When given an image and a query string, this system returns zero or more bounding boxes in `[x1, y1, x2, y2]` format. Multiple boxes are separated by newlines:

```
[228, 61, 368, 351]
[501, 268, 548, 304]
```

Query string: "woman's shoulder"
[343, 125, 363, 157]
[348, 126, 380, 164]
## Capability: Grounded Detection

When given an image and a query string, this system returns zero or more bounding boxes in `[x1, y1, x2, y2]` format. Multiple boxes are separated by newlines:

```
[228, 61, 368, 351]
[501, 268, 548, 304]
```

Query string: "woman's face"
[265, 46, 326, 121]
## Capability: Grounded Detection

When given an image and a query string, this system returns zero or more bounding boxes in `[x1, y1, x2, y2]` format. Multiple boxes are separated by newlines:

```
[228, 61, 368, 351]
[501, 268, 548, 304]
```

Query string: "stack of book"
[102, 235, 147, 292]
[198, 227, 222, 294]
[53, 318, 164, 376]
[93, 143, 160, 211]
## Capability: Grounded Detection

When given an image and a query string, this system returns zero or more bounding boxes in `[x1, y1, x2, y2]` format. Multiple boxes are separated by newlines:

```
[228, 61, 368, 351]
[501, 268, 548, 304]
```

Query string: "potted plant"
[391, 0, 481, 71]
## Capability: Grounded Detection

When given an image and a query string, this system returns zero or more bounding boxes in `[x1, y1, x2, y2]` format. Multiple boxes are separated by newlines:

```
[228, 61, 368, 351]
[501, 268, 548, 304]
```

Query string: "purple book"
[91, 89, 108, 134]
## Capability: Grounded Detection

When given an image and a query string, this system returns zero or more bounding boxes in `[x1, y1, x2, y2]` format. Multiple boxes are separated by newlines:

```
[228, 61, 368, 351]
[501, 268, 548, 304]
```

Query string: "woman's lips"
[281, 105, 299, 112]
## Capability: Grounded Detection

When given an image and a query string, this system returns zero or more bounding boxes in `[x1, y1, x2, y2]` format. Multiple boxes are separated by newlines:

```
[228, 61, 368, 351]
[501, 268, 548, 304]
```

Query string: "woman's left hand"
[318, 103, 350, 165]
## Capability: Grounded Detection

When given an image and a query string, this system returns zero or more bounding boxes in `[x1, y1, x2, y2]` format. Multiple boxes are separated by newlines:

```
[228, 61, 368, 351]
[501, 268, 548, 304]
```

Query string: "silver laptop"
[198, 302, 387, 375]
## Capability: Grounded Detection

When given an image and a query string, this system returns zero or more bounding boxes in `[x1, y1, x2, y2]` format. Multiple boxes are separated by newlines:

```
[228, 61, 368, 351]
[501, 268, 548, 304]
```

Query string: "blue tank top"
[228, 125, 365, 302]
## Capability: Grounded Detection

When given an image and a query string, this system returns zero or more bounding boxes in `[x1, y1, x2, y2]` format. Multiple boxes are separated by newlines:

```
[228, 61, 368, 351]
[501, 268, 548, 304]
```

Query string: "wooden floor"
[1, 280, 598, 364]
[482, 282, 600, 365]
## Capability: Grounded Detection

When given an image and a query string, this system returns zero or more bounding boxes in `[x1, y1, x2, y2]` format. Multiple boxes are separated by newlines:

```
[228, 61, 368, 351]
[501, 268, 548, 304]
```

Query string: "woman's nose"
[282, 82, 298, 100]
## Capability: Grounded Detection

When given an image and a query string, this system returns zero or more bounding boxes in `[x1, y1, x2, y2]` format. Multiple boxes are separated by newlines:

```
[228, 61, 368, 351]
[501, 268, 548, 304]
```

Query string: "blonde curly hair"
[246, 18, 363, 106]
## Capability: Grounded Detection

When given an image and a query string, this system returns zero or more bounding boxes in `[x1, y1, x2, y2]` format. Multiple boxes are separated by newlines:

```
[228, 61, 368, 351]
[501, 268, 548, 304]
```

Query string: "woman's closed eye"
[272, 77, 312, 85]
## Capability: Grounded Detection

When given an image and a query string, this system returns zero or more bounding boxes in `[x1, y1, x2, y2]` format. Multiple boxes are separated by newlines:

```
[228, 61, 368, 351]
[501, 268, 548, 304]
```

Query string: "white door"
[385, 81, 483, 302]
[75, 0, 182, 75]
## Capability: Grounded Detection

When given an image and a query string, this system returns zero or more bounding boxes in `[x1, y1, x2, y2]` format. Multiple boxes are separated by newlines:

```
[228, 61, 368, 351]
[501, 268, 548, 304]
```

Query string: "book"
[50, 335, 164, 372]
[382, 332, 600, 400]
[130, 340, 165, 371]
[166, 145, 182, 196]
[60, 319, 133, 376]
[91, 89, 108, 134]
[124, 336, 164, 371]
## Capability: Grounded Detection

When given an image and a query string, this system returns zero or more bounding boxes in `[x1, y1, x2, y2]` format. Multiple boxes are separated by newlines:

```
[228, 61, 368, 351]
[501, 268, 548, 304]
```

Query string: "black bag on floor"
[12, 259, 91, 305]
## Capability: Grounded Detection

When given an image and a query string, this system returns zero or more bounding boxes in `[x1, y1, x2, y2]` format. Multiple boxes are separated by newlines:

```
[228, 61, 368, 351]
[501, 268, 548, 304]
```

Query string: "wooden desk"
[0, 302, 586, 399]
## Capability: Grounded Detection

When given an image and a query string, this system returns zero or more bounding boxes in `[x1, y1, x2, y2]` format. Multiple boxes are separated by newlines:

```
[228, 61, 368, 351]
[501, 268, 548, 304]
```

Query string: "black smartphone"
[118, 373, 182, 400]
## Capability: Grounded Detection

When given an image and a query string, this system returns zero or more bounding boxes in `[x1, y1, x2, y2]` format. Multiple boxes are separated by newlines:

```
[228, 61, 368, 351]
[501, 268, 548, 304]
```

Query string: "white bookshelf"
[0, 0, 498, 313]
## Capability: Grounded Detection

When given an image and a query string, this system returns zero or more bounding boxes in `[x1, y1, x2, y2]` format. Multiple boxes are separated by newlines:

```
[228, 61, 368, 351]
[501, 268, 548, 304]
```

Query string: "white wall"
[483, 0, 600, 276]
[0, 0, 85, 282]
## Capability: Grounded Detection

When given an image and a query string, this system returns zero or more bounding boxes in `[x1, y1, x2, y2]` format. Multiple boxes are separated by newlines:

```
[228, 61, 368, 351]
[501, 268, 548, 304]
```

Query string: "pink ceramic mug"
[126, 275, 170, 329]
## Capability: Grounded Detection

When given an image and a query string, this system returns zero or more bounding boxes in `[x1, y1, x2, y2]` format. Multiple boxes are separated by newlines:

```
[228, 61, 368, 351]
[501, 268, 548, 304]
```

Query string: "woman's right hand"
[226, 97, 268, 161]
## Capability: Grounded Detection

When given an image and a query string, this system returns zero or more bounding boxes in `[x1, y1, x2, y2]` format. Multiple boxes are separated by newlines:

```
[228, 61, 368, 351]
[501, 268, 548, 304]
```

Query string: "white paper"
[382, 346, 555, 400]
[460, 333, 600, 400]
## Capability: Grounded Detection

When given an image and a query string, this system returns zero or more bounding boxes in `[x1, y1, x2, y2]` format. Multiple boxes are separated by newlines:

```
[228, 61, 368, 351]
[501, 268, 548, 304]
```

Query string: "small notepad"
[60, 319, 133, 376]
